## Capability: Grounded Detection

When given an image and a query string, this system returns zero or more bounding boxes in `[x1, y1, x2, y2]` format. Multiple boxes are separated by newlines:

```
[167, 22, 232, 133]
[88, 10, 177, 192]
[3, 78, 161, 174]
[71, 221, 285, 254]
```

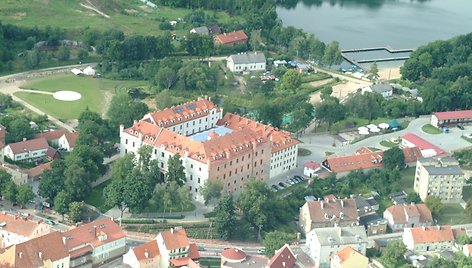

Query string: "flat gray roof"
[310, 226, 367, 246]
[229, 52, 266, 65]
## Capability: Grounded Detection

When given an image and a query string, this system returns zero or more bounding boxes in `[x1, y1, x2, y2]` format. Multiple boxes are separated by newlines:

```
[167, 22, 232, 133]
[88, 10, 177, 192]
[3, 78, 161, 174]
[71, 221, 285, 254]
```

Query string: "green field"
[0, 0, 243, 37]
[422, 124, 443, 134]
[85, 180, 113, 213]
[14, 74, 147, 120]
[436, 204, 472, 225]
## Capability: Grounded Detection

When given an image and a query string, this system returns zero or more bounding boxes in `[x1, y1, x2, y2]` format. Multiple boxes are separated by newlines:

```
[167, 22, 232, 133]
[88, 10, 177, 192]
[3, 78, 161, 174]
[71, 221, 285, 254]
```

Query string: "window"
[161, 163, 164, 168]
[191, 164, 193, 168]
[261, 149, 264, 154]
[229, 171, 232, 176]
[254, 161, 257, 167]
[230, 161, 233, 166]
[124, 149, 128, 154]
[190, 175, 193, 180]
[242, 156, 244, 161]
[125, 139, 128, 145]
[260, 159, 263, 165]
[236, 158, 239, 163]
[256, 152, 258, 157]
[132, 141, 135, 147]
[161, 152, 165, 157]
[199, 167, 201, 171]
[217, 167, 220, 171]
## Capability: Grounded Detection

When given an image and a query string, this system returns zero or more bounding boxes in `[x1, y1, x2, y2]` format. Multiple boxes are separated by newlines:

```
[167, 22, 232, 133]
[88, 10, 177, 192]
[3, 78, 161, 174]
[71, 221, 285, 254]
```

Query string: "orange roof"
[334, 246, 357, 263]
[33, 129, 67, 141]
[325, 151, 384, 173]
[0, 212, 50, 238]
[0, 231, 69, 267]
[465, 244, 472, 254]
[385, 204, 432, 225]
[221, 248, 246, 261]
[62, 132, 79, 148]
[408, 225, 454, 243]
[267, 244, 296, 268]
[402, 147, 423, 163]
[63, 218, 125, 252]
[305, 198, 359, 225]
[27, 162, 52, 178]
[145, 98, 219, 128]
[188, 259, 201, 268]
[214, 30, 248, 45]
[217, 113, 298, 154]
[133, 240, 160, 261]
[6, 138, 49, 155]
[160, 228, 189, 250]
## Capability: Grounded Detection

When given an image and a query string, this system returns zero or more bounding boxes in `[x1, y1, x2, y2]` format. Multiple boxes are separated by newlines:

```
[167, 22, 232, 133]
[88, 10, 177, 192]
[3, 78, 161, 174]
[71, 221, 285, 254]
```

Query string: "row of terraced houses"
[119, 97, 298, 201]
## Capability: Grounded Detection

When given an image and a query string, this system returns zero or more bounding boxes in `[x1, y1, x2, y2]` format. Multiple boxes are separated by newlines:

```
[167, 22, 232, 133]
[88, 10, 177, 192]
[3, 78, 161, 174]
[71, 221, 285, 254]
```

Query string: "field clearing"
[0, 0, 244, 37]
[15, 74, 147, 120]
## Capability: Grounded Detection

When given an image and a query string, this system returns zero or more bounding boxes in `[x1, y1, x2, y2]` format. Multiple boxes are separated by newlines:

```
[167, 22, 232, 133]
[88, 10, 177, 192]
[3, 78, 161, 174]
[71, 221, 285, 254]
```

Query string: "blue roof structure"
[189, 126, 233, 142]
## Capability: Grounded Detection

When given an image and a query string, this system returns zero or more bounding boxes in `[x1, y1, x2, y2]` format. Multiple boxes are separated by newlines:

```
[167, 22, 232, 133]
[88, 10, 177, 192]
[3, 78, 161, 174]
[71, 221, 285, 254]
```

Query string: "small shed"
[304, 161, 321, 177]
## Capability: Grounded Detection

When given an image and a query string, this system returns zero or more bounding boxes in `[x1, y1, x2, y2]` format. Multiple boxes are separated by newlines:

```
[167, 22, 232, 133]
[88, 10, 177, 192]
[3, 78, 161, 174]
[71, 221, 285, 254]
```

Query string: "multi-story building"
[3, 138, 50, 161]
[0, 231, 70, 268]
[330, 246, 369, 268]
[299, 195, 359, 234]
[155, 227, 200, 268]
[403, 225, 456, 252]
[383, 204, 433, 232]
[414, 157, 465, 203]
[266, 244, 297, 268]
[120, 97, 298, 201]
[123, 240, 160, 268]
[0, 212, 51, 248]
[62, 218, 126, 268]
[306, 226, 368, 268]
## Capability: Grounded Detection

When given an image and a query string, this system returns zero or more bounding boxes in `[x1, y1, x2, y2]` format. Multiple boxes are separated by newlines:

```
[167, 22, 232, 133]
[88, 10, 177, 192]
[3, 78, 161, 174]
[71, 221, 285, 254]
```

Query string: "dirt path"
[101, 90, 113, 118]
[309, 78, 334, 88]
[80, 1, 110, 19]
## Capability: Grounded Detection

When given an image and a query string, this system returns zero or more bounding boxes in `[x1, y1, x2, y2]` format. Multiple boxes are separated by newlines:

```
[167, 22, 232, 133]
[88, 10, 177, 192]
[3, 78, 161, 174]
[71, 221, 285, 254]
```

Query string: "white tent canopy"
[83, 66, 96, 76]
[71, 68, 82, 75]
[358, 126, 369, 132]
[378, 123, 390, 129]
[359, 129, 370, 135]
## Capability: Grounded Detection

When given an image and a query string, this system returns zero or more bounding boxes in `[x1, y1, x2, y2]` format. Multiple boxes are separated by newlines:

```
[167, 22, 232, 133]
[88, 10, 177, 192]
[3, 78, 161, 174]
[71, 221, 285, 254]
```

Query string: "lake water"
[277, 0, 472, 49]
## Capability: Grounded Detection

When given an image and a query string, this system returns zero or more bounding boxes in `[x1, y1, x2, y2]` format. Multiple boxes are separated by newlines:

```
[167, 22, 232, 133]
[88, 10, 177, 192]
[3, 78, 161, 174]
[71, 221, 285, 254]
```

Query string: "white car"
[257, 248, 265, 254]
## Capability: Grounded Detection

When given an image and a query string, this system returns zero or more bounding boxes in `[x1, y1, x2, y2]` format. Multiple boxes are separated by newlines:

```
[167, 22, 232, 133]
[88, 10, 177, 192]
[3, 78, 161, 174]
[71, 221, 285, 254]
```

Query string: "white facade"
[307, 227, 368, 268]
[50, 257, 71, 268]
[0, 229, 29, 248]
[58, 135, 73, 151]
[92, 237, 127, 265]
[226, 52, 266, 73]
[269, 145, 298, 178]
[3, 146, 47, 161]
[123, 249, 140, 268]
[403, 228, 454, 252]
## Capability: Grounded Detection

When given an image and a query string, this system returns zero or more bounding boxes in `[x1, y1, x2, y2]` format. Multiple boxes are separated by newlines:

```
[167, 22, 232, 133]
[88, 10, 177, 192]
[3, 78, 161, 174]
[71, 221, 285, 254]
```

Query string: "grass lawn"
[399, 167, 416, 194]
[144, 198, 196, 213]
[15, 74, 147, 120]
[463, 185, 472, 202]
[298, 148, 312, 156]
[380, 140, 397, 148]
[85, 180, 113, 213]
[436, 204, 472, 225]
[422, 124, 443, 134]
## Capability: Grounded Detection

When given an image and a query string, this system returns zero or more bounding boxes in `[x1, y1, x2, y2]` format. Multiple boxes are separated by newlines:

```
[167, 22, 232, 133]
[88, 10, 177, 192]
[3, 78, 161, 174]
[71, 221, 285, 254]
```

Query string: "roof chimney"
[282, 262, 286, 267]
[422, 226, 425, 231]
[171, 228, 174, 234]
[320, 201, 324, 210]
[437, 225, 440, 230]
[144, 249, 149, 259]
[93, 225, 97, 237]
[38, 252, 43, 259]
[341, 200, 344, 208]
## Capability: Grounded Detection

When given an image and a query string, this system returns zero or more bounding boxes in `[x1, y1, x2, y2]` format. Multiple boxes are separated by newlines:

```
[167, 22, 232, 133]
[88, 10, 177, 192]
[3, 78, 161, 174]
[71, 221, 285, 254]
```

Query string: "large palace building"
[119, 97, 298, 200]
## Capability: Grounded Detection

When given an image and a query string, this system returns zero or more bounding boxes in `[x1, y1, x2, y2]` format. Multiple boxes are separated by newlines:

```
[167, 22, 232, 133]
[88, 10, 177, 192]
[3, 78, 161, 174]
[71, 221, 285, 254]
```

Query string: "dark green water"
[277, 0, 472, 49]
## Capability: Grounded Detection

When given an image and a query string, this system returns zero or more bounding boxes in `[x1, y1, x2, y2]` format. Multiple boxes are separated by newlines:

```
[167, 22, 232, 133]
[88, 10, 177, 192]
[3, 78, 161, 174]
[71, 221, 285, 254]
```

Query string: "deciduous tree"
[281, 69, 301, 90]
[425, 196, 443, 217]
[263, 231, 294, 258]
[166, 154, 186, 186]
[2, 180, 17, 203]
[54, 191, 71, 220]
[383, 147, 405, 170]
[379, 240, 407, 268]
[214, 194, 236, 240]
[17, 184, 35, 208]
[69, 201, 85, 223]
[200, 180, 223, 205]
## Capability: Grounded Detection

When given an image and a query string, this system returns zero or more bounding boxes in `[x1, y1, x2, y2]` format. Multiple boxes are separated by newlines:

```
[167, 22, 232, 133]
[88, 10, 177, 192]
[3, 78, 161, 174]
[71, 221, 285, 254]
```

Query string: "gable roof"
[385, 204, 433, 224]
[406, 225, 454, 244]
[304, 161, 320, 170]
[132, 240, 160, 261]
[324, 151, 384, 173]
[27, 161, 53, 178]
[0, 212, 50, 238]
[62, 218, 125, 256]
[229, 52, 266, 65]
[402, 133, 445, 155]
[267, 244, 296, 268]
[433, 110, 472, 121]
[0, 231, 69, 267]
[214, 30, 248, 45]
[33, 129, 67, 141]
[160, 228, 189, 250]
[304, 197, 359, 225]
[61, 132, 79, 148]
[190, 26, 209, 35]
[6, 138, 49, 155]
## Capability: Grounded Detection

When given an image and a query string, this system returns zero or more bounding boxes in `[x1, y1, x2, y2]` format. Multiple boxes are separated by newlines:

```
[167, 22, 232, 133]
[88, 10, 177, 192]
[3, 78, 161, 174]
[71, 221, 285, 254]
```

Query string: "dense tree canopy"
[213, 194, 236, 240]
[383, 147, 405, 170]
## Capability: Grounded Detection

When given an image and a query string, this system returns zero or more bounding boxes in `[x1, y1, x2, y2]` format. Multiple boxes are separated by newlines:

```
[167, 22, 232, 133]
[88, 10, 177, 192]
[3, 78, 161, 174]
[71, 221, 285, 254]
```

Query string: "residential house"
[3, 138, 49, 161]
[430, 110, 472, 128]
[403, 225, 456, 252]
[123, 239, 160, 268]
[359, 212, 387, 236]
[304, 161, 321, 178]
[1, 161, 52, 185]
[62, 218, 126, 267]
[463, 244, 472, 257]
[226, 52, 266, 73]
[0, 231, 70, 268]
[0, 212, 51, 248]
[121, 97, 298, 201]
[266, 244, 296, 268]
[362, 83, 393, 99]
[401, 133, 445, 157]
[155, 227, 200, 268]
[354, 196, 379, 215]
[214, 30, 248, 46]
[33, 129, 67, 147]
[58, 132, 79, 151]
[383, 203, 433, 232]
[190, 26, 209, 35]
[330, 246, 369, 268]
[307, 226, 368, 268]
[208, 25, 221, 35]
[389, 191, 408, 205]
[222, 254, 269, 268]
[414, 157, 465, 203]
[299, 195, 359, 235]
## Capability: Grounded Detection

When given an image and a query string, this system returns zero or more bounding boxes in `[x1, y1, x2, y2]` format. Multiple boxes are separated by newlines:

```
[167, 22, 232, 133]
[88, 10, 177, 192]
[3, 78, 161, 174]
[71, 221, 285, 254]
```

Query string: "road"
[0, 63, 96, 132]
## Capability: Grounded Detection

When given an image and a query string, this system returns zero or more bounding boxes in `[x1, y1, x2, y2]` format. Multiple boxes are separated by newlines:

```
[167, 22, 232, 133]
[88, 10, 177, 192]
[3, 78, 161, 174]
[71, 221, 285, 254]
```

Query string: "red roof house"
[266, 244, 296, 268]
[401, 133, 445, 155]
[214, 30, 248, 46]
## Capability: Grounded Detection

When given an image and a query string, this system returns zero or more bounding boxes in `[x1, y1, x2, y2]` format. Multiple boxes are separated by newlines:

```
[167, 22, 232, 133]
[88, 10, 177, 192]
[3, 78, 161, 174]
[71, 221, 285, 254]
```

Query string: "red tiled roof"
[63, 218, 125, 252]
[221, 248, 246, 261]
[402, 133, 445, 155]
[465, 244, 472, 254]
[304, 161, 320, 170]
[0, 212, 50, 238]
[63, 132, 79, 148]
[160, 228, 189, 251]
[46, 147, 58, 159]
[144, 98, 219, 128]
[132, 240, 159, 261]
[433, 110, 472, 120]
[214, 30, 248, 45]
[6, 138, 49, 155]
[218, 113, 298, 154]
[325, 151, 384, 173]
[408, 225, 454, 243]
[385, 204, 432, 225]
[267, 244, 296, 268]
[305, 198, 359, 224]
[403, 147, 423, 163]
[27, 161, 52, 178]
[334, 246, 357, 263]
[33, 129, 67, 141]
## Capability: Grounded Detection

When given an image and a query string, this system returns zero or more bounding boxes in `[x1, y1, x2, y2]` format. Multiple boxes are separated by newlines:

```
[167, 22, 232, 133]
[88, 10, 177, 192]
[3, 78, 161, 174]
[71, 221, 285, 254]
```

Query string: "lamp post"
[258, 225, 263, 243]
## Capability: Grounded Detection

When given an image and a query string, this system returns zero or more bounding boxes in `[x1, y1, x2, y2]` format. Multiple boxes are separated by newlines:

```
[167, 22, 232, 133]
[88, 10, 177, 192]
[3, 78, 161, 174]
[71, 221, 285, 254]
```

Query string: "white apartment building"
[119, 98, 298, 201]
[226, 52, 266, 72]
[414, 157, 465, 203]
[306, 226, 368, 268]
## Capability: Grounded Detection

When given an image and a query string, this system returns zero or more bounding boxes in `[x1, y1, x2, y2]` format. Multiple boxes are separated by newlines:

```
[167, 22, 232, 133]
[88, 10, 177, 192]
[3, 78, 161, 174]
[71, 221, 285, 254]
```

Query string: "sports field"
[14, 74, 147, 120]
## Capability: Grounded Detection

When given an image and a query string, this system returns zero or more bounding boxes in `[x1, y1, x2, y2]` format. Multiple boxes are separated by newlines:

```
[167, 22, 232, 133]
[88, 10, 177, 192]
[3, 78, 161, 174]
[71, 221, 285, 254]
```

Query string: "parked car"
[458, 124, 465, 130]
[257, 248, 265, 254]
[294, 175, 305, 181]
[288, 179, 295, 185]
[278, 182, 287, 188]
[293, 177, 302, 183]
[45, 220, 56, 226]
[271, 185, 279, 191]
